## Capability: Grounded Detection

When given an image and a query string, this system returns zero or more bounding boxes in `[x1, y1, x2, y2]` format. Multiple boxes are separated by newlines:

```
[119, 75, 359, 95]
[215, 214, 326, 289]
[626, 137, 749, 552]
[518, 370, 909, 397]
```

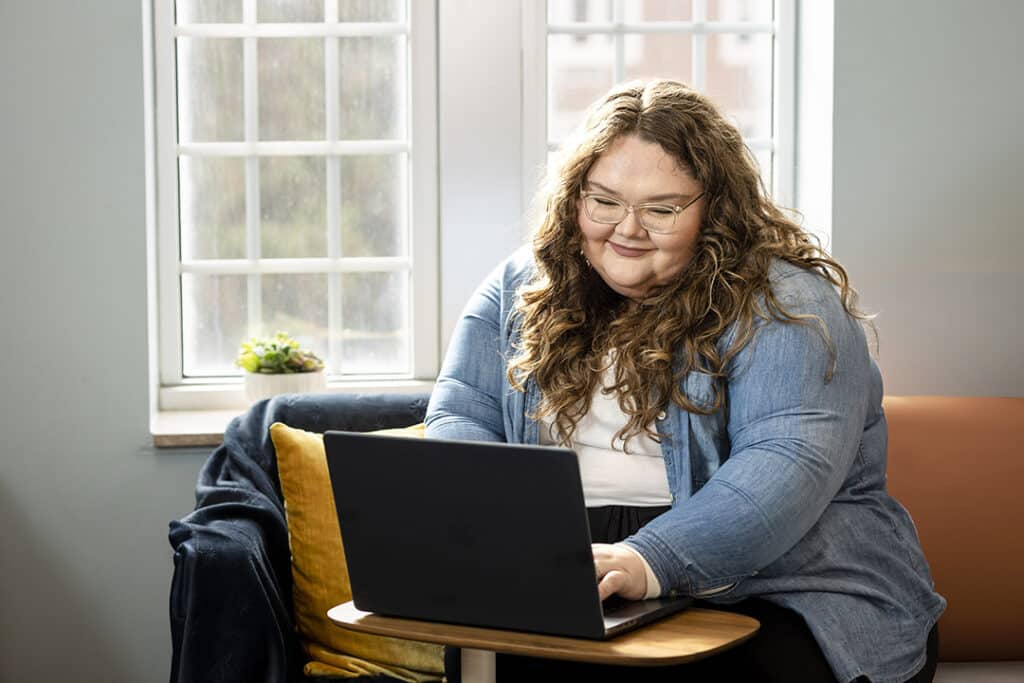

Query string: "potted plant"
[235, 331, 327, 402]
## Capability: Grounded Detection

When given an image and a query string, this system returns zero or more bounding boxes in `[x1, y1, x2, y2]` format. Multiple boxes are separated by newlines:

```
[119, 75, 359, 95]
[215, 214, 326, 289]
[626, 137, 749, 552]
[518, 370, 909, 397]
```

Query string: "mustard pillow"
[269, 422, 444, 682]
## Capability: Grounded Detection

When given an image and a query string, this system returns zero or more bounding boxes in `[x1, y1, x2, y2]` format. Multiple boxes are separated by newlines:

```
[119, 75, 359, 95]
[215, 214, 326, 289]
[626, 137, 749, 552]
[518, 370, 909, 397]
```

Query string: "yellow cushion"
[269, 422, 444, 682]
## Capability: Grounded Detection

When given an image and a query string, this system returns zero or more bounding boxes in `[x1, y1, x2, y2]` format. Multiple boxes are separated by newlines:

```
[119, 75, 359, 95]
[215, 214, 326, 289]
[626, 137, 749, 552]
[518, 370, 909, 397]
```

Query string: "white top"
[538, 372, 672, 509]
[538, 366, 671, 599]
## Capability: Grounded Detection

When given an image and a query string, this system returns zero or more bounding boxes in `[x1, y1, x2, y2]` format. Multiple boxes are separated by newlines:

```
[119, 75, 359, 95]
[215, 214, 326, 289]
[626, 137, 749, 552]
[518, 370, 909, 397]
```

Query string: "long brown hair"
[507, 79, 869, 449]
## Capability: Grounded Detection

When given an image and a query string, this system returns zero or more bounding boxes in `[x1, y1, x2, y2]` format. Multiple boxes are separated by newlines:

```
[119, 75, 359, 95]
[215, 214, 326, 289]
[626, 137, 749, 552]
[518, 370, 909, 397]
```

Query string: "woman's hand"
[592, 543, 648, 601]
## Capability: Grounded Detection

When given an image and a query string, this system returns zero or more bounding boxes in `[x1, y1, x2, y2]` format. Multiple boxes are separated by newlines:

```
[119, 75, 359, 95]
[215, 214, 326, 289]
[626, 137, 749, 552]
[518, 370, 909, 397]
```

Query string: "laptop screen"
[324, 431, 612, 638]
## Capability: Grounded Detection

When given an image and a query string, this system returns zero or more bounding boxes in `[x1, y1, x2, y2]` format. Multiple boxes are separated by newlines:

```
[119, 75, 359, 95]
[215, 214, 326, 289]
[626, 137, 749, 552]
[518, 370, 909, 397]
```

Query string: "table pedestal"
[461, 648, 496, 682]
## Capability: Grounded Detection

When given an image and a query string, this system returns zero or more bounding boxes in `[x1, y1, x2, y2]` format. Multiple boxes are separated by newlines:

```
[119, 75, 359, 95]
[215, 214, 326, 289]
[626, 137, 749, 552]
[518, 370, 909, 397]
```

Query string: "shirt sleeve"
[622, 276, 873, 597]
[618, 543, 735, 599]
[615, 543, 662, 599]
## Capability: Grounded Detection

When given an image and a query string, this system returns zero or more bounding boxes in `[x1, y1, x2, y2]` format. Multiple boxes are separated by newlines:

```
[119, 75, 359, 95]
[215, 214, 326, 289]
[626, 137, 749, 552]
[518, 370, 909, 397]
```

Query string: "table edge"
[327, 602, 760, 666]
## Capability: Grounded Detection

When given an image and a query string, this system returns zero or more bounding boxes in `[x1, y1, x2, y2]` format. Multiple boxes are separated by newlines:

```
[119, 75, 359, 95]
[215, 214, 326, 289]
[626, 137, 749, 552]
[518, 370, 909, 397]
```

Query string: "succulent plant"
[235, 331, 325, 374]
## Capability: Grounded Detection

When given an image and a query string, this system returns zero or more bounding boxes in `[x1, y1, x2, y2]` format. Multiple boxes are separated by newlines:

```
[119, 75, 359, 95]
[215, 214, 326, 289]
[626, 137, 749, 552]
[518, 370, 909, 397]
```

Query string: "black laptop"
[323, 431, 692, 640]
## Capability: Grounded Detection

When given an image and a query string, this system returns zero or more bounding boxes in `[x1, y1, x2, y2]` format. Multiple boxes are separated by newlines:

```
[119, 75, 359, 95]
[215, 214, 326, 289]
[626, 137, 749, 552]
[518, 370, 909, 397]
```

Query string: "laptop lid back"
[324, 431, 609, 639]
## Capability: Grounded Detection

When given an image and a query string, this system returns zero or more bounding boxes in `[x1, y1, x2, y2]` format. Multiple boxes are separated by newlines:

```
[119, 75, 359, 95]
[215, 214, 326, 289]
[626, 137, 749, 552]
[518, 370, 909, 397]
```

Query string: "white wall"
[438, 0, 528, 350]
[831, 0, 1024, 396]
[0, 2, 1021, 682]
[0, 3, 208, 681]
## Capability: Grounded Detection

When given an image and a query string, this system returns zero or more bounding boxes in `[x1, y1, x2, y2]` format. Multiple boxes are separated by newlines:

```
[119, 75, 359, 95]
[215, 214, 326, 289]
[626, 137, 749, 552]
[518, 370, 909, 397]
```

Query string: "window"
[149, 1, 794, 411]
[523, 0, 794, 208]
[151, 0, 437, 407]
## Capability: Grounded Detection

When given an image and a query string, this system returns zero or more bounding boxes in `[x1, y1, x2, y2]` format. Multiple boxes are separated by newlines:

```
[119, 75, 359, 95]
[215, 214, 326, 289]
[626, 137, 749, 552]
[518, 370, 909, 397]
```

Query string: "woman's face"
[578, 134, 705, 301]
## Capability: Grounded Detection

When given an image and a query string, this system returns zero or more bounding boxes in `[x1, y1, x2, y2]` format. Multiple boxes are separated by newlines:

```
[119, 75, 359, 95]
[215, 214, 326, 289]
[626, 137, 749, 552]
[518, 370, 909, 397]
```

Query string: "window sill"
[151, 409, 241, 448]
[151, 379, 435, 449]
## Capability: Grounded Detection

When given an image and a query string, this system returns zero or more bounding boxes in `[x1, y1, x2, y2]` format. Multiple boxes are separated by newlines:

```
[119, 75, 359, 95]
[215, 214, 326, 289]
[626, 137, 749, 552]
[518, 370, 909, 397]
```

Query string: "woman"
[425, 80, 944, 682]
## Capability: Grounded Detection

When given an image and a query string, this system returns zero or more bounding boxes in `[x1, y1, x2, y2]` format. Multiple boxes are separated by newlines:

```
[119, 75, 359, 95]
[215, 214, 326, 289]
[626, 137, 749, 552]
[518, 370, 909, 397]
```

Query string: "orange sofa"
[883, 396, 1024, 680]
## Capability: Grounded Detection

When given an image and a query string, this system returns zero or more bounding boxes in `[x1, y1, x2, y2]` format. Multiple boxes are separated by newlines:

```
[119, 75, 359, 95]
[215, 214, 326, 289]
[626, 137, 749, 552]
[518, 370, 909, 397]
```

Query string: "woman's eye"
[647, 207, 674, 215]
[594, 197, 619, 206]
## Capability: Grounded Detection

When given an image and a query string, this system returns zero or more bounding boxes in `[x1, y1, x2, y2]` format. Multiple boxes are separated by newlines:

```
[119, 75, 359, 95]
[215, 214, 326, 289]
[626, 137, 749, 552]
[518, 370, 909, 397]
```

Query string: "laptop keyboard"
[601, 595, 633, 616]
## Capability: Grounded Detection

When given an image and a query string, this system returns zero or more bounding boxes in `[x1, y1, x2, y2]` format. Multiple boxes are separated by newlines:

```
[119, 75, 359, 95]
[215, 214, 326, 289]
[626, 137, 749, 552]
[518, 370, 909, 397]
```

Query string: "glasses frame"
[580, 190, 705, 234]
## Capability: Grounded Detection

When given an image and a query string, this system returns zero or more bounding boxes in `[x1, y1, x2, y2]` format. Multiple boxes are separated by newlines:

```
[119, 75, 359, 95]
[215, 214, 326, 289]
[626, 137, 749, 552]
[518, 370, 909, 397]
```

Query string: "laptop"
[324, 430, 692, 640]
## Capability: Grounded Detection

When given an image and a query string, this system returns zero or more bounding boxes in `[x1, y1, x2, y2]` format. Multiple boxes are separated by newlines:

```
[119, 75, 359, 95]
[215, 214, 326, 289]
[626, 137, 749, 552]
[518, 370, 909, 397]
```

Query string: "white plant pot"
[244, 370, 327, 403]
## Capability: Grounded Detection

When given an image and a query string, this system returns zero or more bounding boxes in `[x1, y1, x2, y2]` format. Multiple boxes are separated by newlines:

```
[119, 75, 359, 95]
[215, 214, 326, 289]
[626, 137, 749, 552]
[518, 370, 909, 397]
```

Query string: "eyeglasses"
[580, 190, 704, 234]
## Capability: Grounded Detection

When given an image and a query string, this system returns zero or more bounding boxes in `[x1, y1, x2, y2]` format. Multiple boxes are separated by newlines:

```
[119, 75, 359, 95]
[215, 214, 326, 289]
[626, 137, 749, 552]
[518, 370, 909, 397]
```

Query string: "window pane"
[338, 0, 406, 22]
[340, 154, 406, 257]
[636, 0, 692, 21]
[257, 0, 322, 22]
[177, 38, 244, 142]
[546, 149, 561, 178]
[548, 34, 615, 142]
[547, 0, 613, 23]
[179, 156, 246, 260]
[753, 146, 773, 192]
[261, 274, 329, 364]
[623, 33, 693, 84]
[258, 38, 325, 140]
[549, 0, 694, 22]
[176, 0, 242, 24]
[260, 157, 326, 258]
[705, 32, 772, 139]
[338, 37, 407, 140]
[181, 274, 249, 376]
[340, 272, 409, 374]
[707, 0, 772, 23]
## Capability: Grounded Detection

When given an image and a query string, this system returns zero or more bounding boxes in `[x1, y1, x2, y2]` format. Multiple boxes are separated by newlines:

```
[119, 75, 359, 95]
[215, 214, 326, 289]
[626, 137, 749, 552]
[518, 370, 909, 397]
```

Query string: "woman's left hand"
[592, 543, 648, 601]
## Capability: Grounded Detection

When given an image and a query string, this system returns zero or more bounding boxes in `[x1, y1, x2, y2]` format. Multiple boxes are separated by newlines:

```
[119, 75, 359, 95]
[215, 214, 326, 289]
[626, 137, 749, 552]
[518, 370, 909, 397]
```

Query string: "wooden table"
[328, 601, 759, 683]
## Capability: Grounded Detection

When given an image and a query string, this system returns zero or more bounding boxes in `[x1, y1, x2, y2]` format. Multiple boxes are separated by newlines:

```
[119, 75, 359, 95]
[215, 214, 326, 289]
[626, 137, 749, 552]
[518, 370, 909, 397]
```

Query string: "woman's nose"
[615, 207, 647, 239]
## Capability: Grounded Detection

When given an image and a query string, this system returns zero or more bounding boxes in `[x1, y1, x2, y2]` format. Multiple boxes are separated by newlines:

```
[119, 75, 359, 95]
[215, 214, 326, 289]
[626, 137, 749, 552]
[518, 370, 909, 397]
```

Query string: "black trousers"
[487, 603, 938, 682]
[462, 505, 938, 683]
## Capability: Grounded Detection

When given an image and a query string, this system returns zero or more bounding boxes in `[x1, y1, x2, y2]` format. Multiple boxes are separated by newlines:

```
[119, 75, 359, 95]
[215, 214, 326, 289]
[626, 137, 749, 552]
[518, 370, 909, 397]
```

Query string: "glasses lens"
[639, 206, 676, 233]
[585, 195, 625, 223]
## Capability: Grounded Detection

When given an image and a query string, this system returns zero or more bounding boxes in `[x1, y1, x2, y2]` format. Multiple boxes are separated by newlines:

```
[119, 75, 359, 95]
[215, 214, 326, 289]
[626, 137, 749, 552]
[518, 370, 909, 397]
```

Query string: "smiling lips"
[607, 241, 652, 257]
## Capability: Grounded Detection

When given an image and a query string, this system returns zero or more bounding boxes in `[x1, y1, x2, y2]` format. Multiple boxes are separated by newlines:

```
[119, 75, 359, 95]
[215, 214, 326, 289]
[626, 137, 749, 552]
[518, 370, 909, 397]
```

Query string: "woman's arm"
[623, 272, 874, 596]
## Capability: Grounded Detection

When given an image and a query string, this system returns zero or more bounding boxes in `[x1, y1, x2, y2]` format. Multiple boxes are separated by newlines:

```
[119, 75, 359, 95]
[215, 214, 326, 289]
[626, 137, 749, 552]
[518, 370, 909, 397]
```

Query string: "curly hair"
[507, 79, 870, 450]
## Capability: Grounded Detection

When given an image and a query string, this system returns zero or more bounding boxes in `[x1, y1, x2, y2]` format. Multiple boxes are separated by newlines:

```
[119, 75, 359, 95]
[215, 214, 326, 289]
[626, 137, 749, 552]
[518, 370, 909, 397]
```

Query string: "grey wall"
[832, 0, 1024, 396]
[0, 3, 208, 682]
[0, 1, 1021, 682]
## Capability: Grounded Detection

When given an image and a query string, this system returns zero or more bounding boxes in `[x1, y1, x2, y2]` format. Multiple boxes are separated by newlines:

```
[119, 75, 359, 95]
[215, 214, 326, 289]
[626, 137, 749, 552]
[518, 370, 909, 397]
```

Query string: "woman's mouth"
[608, 241, 651, 257]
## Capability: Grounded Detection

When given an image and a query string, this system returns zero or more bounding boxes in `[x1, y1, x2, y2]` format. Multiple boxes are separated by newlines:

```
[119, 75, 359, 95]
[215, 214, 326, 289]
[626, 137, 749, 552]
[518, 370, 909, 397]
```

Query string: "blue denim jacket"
[426, 247, 945, 683]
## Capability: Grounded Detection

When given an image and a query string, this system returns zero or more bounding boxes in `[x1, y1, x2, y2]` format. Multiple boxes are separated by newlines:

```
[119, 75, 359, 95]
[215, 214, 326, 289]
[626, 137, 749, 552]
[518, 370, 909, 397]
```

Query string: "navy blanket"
[168, 392, 430, 683]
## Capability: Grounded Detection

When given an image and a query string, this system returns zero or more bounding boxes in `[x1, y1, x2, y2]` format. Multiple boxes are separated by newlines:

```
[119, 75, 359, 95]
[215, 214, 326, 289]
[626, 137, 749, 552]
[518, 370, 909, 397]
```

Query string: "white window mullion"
[743, 137, 774, 150]
[329, 267, 344, 375]
[409, 0, 439, 378]
[772, 0, 796, 206]
[154, 0, 183, 386]
[522, 0, 548, 213]
[243, 0, 261, 336]
[178, 140, 410, 156]
[174, 21, 408, 39]
[794, 0, 833, 248]
[692, 0, 707, 91]
[324, 0, 343, 375]
[144, 0, 158, 411]
[546, 22, 774, 35]
[612, 0, 626, 83]
[245, 154, 261, 337]
[181, 257, 412, 275]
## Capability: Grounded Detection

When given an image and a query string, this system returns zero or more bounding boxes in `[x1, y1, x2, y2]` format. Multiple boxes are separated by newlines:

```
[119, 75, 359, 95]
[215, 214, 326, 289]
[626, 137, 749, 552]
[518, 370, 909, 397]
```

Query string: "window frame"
[151, 0, 438, 410]
[521, 0, 796, 217]
[148, 0, 801, 412]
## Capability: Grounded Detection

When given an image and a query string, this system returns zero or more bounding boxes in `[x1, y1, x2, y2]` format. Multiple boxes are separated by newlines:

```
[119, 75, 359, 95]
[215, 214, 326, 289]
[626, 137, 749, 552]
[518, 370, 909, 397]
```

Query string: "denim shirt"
[426, 246, 946, 683]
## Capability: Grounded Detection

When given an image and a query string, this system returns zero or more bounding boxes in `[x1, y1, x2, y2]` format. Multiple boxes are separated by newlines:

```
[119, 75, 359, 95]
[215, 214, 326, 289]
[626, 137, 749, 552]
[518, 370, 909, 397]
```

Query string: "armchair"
[168, 392, 433, 683]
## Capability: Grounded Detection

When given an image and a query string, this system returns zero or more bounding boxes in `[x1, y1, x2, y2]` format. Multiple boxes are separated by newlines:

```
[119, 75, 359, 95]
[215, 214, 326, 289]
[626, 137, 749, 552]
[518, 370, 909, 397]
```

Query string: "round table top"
[328, 601, 760, 666]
